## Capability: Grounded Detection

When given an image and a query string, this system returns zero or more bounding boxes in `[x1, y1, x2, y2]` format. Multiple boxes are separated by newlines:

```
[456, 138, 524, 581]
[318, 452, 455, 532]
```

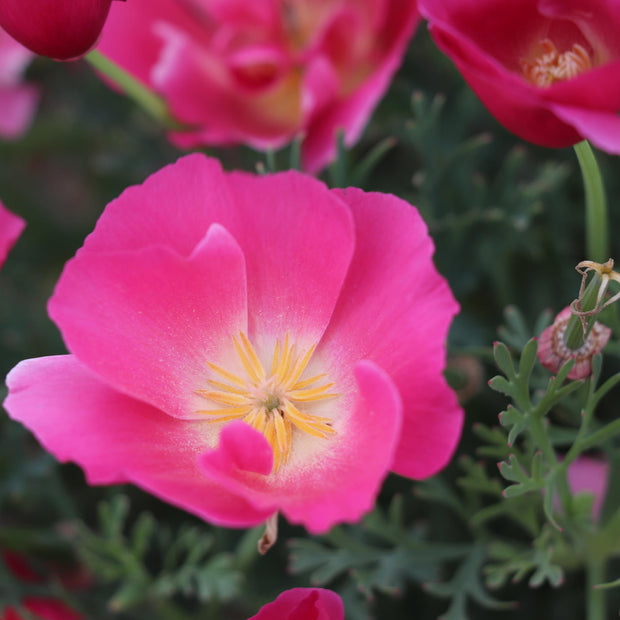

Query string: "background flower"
[96, 0, 420, 172]
[0, 199, 24, 268]
[1, 551, 84, 620]
[566, 456, 609, 522]
[418, 0, 620, 153]
[0, 28, 38, 140]
[0, 0, 120, 60]
[4, 154, 462, 534]
[248, 588, 343, 620]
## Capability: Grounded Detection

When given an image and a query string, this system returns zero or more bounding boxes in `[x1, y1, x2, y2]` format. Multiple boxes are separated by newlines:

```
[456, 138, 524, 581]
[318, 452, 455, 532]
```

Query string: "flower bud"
[0, 0, 123, 60]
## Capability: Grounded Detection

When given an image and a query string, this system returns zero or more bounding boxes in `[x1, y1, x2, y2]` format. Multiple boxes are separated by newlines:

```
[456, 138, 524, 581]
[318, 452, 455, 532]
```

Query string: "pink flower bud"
[0, 0, 122, 60]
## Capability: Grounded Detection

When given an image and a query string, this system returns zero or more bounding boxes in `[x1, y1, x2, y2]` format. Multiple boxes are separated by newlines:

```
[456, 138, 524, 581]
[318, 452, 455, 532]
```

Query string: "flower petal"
[49, 223, 248, 419]
[199, 360, 403, 534]
[0, 200, 25, 268]
[321, 188, 463, 478]
[4, 355, 271, 527]
[249, 588, 344, 620]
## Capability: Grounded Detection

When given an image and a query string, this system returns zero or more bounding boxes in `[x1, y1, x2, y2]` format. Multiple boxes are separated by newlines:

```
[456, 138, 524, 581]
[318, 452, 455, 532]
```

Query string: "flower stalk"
[574, 141, 608, 264]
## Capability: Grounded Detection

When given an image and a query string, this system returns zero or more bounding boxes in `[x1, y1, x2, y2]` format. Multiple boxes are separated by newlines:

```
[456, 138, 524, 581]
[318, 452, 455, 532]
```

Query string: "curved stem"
[574, 141, 609, 263]
[84, 51, 183, 129]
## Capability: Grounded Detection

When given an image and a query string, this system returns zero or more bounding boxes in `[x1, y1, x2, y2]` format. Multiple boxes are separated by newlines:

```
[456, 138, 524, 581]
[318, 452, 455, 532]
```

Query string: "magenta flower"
[537, 306, 611, 380]
[418, 0, 620, 153]
[566, 456, 608, 522]
[0, 28, 38, 140]
[96, 0, 420, 173]
[4, 155, 462, 533]
[0, 199, 25, 267]
[0, 0, 121, 60]
[248, 588, 343, 620]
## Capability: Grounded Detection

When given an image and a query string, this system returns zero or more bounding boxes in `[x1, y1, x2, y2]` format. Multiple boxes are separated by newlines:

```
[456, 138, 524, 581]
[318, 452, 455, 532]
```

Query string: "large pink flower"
[0, 28, 38, 140]
[96, 0, 420, 173]
[4, 154, 462, 533]
[418, 0, 620, 153]
[248, 588, 343, 620]
[0, 199, 25, 267]
[0, 0, 121, 60]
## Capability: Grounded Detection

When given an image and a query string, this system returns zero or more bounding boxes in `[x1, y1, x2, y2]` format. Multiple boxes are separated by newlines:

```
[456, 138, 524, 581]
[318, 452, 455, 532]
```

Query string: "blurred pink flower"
[0, 28, 38, 140]
[0, 0, 121, 60]
[566, 456, 608, 521]
[248, 588, 343, 620]
[0, 199, 25, 267]
[537, 306, 611, 380]
[1, 551, 84, 620]
[4, 154, 462, 534]
[418, 0, 620, 153]
[96, 0, 420, 173]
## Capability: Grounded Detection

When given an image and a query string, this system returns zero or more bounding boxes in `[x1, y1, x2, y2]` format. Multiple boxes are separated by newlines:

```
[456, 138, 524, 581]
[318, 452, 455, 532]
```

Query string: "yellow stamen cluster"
[522, 39, 591, 87]
[197, 332, 337, 472]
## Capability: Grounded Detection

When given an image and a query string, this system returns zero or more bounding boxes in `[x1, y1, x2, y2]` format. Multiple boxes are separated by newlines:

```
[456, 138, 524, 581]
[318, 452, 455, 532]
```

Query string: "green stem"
[586, 556, 606, 620]
[84, 51, 182, 129]
[574, 141, 609, 263]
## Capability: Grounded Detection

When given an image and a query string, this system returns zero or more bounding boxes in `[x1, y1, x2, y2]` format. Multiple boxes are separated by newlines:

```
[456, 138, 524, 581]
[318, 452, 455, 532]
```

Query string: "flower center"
[522, 39, 592, 87]
[196, 332, 337, 472]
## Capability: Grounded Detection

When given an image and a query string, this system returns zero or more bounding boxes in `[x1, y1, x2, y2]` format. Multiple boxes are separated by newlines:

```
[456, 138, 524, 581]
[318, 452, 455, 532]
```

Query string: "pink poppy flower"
[0, 28, 38, 140]
[4, 154, 462, 534]
[248, 588, 343, 620]
[566, 455, 608, 521]
[1, 551, 84, 620]
[537, 306, 611, 380]
[0, 0, 122, 60]
[418, 0, 620, 153]
[96, 0, 420, 173]
[0, 199, 25, 267]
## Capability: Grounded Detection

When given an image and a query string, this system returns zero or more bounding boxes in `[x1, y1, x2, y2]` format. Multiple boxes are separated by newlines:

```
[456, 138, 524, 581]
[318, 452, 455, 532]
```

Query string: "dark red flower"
[1, 551, 85, 620]
[0, 0, 123, 60]
[418, 0, 620, 153]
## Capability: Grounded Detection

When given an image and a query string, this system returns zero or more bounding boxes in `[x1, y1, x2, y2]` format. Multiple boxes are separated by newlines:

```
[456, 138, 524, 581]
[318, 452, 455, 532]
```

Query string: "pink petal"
[566, 456, 608, 521]
[222, 168, 354, 344]
[0, 84, 39, 139]
[249, 588, 344, 620]
[73, 153, 355, 357]
[199, 360, 403, 534]
[551, 104, 620, 154]
[4, 355, 271, 527]
[320, 188, 463, 479]
[0, 200, 25, 268]
[301, 4, 420, 173]
[49, 223, 248, 420]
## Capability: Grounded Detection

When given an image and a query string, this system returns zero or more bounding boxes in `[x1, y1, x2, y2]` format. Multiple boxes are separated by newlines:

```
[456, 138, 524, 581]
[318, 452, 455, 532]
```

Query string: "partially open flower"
[537, 306, 611, 380]
[96, 0, 420, 172]
[4, 154, 463, 534]
[418, 0, 620, 153]
[0, 28, 39, 140]
[0, 0, 121, 60]
[248, 588, 343, 620]
[0, 199, 24, 268]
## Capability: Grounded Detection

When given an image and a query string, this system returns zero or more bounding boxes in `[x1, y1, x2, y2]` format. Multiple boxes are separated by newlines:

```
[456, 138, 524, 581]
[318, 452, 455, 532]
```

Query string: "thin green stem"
[84, 51, 182, 129]
[574, 141, 609, 263]
[586, 556, 606, 620]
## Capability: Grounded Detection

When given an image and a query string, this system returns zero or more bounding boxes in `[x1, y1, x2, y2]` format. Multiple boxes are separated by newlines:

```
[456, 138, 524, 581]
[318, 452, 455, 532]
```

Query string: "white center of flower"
[522, 39, 592, 87]
[196, 332, 337, 472]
